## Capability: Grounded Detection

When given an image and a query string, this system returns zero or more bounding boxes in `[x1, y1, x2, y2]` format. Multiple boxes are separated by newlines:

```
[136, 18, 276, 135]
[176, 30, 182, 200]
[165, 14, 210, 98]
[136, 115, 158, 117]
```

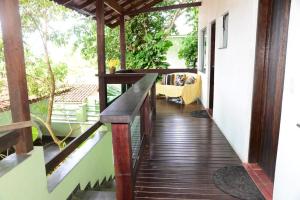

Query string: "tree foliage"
[73, 12, 174, 69]
[178, 8, 198, 68]
[73, 19, 120, 66]
[126, 13, 172, 69]
[20, 0, 73, 148]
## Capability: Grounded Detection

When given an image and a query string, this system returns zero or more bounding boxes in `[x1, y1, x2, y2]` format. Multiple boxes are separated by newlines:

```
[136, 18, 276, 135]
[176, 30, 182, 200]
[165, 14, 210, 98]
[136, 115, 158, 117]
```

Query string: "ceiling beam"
[104, 0, 123, 14]
[78, 0, 95, 9]
[109, 0, 163, 27]
[127, 2, 202, 16]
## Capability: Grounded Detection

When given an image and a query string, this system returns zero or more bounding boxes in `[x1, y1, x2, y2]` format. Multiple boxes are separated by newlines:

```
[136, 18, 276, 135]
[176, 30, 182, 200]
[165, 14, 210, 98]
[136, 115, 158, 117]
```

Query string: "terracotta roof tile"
[55, 84, 98, 103]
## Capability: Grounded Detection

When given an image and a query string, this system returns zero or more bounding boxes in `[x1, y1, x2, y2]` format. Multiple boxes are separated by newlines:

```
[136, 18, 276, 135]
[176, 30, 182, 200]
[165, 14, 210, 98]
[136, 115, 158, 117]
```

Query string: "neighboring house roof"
[55, 84, 98, 104]
[0, 85, 72, 112]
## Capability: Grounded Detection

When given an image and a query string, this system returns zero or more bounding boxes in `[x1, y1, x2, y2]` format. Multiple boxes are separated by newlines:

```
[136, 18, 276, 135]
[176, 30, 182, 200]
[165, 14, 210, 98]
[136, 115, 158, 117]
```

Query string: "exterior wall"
[198, 0, 259, 162]
[0, 130, 114, 200]
[273, 0, 300, 199]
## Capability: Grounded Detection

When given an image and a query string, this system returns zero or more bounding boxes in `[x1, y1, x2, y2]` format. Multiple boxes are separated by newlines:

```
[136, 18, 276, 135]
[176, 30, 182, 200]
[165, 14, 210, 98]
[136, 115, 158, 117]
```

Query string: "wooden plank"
[45, 121, 102, 174]
[0, 0, 33, 154]
[96, 0, 107, 112]
[111, 124, 133, 200]
[100, 73, 158, 124]
[0, 121, 32, 133]
[119, 15, 126, 70]
[128, 2, 202, 15]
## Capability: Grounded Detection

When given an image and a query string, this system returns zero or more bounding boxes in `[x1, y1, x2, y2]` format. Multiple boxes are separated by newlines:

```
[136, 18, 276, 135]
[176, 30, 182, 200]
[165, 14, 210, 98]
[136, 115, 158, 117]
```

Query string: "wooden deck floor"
[135, 99, 241, 199]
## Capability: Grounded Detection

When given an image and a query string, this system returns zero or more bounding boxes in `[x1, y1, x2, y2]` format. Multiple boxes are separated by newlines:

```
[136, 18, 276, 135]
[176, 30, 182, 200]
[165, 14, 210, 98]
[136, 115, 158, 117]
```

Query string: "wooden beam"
[128, 2, 202, 16]
[105, 0, 123, 15]
[108, 0, 163, 27]
[78, 0, 95, 9]
[96, 0, 107, 112]
[0, 0, 33, 154]
[119, 15, 126, 70]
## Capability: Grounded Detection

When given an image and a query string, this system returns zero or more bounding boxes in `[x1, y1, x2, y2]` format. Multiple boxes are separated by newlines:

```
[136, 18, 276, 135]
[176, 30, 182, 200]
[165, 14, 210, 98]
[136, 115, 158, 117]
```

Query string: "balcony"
[0, 70, 242, 200]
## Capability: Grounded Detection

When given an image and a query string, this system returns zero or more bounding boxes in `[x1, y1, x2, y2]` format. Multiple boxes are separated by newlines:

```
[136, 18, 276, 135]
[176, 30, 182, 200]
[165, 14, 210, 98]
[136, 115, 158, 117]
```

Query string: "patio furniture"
[156, 73, 201, 104]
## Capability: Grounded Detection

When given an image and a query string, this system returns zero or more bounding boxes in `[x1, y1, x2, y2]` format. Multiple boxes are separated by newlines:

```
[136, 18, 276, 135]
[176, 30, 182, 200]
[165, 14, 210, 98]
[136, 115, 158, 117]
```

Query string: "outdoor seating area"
[156, 72, 201, 104]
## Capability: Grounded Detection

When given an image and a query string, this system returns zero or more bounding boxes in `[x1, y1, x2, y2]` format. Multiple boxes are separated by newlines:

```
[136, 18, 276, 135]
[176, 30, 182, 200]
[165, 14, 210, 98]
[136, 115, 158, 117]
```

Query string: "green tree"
[73, 11, 175, 69]
[73, 19, 120, 66]
[126, 13, 173, 69]
[20, 0, 73, 148]
[178, 8, 199, 68]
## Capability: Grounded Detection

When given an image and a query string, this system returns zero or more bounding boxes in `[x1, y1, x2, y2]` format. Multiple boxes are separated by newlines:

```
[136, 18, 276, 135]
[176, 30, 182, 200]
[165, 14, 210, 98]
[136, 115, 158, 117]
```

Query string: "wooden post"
[119, 15, 127, 94]
[119, 15, 126, 70]
[96, 0, 107, 112]
[141, 95, 151, 137]
[151, 84, 156, 117]
[111, 124, 133, 200]
[0, 0, 33, 154]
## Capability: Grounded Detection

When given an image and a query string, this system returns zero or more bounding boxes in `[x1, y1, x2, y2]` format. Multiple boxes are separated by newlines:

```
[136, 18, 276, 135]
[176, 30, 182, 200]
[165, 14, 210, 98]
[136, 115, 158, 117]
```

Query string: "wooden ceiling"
[52, 0, 202, 28]
[52, 0, 164, 27]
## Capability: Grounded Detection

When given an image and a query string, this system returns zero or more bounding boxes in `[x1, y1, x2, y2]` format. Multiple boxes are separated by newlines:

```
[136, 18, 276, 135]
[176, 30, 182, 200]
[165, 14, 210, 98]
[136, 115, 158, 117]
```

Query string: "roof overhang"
[52, 0, 201, 28]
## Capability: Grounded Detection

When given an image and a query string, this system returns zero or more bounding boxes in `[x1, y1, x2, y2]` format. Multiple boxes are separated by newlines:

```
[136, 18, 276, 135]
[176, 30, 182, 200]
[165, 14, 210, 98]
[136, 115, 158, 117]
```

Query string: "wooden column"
[0, 0, 33, 154]
[119, 15, 127, 93]
[96, 0, 107, 112]
[111, 124, 133, 200]
[119, 15, 126, 70]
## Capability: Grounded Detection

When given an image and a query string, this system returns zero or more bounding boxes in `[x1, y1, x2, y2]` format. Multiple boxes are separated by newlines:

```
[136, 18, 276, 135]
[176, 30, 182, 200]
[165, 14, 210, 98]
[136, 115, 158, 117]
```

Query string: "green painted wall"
[0, 127, 114, 200]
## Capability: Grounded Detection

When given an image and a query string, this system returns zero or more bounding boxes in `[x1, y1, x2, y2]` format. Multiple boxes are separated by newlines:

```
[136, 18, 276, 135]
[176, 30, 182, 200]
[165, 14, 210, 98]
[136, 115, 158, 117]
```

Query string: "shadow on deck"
[135, 99, 241, 199]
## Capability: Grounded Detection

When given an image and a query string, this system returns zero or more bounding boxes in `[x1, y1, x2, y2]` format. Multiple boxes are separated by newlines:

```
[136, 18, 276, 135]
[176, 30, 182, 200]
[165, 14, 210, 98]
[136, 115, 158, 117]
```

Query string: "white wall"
[273, 0, 300, 199]
[198, 0, 258, 162]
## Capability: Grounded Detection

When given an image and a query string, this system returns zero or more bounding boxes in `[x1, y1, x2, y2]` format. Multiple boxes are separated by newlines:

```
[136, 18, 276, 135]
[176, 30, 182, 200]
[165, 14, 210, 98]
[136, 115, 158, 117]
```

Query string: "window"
[200, 27, 207, 73]
[219, 13, 229, 49]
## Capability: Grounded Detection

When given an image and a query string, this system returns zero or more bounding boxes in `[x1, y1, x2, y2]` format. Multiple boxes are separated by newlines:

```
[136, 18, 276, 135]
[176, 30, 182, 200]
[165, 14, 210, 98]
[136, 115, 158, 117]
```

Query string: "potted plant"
[108, 59, 120, 74]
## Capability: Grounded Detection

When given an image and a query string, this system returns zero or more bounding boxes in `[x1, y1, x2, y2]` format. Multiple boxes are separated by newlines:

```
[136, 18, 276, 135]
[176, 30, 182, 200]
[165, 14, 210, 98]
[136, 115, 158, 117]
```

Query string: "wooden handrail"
[116, 68, 197, 75]
[100, 73, 158, 124]
[0, 121, 32, 133]
[45, 120, 103, 174]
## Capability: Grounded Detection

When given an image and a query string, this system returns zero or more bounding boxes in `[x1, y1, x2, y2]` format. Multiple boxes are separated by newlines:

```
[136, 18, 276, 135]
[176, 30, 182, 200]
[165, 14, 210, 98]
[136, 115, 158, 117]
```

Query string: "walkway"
[135, 99, 241, 199]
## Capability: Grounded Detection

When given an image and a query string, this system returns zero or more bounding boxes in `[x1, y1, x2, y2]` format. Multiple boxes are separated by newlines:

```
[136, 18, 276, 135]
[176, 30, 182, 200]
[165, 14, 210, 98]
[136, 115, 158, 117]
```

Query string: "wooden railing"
[116, 68, 197, 75]
[0, 121, 33, 153]
[45, 120, 103, 174]
[100, 73, 158, 200]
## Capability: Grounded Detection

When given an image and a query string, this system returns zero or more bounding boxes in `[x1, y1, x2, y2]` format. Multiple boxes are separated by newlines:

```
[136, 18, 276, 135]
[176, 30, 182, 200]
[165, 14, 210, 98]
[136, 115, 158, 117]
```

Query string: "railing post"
[141, 95, 151, 137]
[111, 124, 133, 200]
[0, 0, 33, 154]
[151, 83, 156, 118]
